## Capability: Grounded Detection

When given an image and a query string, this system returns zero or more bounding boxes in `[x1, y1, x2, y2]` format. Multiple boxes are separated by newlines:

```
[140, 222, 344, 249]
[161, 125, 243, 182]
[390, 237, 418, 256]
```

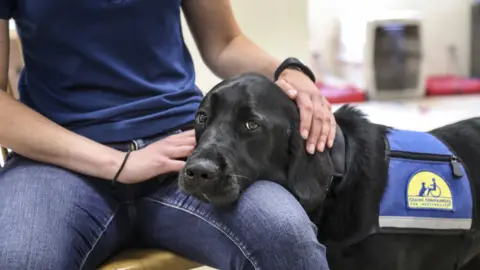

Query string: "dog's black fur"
[178, 72, 480, 270]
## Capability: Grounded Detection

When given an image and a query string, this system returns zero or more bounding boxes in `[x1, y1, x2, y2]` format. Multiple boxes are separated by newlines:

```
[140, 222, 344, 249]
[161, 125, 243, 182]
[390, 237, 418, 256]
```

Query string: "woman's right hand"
[116, 130, 196, 184]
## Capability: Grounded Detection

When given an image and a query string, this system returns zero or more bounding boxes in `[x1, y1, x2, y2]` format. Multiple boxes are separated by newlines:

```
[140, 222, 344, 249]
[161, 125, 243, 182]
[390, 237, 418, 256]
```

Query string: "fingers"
[327, 111, 337, 148]
[276, 79, 298, 99]
[277, 79, 314, 143]
[163, 130, 196, 146]
[178, 136, 196, 147]
[319, 96, 335, 148]
[163, 159, 187, 173]
[167, 145, 195, 159]
[307, 94, 328, 153]
[276, 72, 336, 154]
[319, 96, 332, 152]
[170, 129, 195, 139]
[296, 93, 313, 141]
[303, 92, 337, 153]
[325, 98, 332, 111]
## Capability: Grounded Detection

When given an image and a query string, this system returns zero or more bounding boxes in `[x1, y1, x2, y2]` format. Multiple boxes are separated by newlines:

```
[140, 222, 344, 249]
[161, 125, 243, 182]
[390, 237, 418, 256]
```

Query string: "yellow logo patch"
[407, 171, 453, 211]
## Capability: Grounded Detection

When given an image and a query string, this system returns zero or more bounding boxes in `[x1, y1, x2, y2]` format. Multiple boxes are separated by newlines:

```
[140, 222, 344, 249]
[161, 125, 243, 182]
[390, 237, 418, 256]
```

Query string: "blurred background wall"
[181, 0, 310, 92]
[180, 0, 474, 92]
[309, 0, 473, 79]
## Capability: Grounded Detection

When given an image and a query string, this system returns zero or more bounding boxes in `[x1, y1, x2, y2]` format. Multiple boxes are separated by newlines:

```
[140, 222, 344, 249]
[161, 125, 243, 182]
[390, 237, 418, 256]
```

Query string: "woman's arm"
[0, 19, 124, 180]
[182, 0, 336, 153]
[181, 0, 280, 80]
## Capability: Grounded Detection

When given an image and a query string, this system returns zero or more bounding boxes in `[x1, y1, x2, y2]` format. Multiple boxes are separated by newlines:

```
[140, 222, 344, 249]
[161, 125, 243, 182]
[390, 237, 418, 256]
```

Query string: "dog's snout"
[184, 160, 219, 183]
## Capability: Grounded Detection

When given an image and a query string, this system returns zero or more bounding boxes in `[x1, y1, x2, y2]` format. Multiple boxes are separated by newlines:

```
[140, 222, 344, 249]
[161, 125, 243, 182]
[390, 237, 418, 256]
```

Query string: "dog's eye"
[245, 120, 259, 131]
[195, 112, 208, 125]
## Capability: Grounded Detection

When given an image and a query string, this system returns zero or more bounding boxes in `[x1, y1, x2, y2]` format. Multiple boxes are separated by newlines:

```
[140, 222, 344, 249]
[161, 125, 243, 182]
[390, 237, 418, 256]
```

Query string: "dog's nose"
[184, 160, 219, 183]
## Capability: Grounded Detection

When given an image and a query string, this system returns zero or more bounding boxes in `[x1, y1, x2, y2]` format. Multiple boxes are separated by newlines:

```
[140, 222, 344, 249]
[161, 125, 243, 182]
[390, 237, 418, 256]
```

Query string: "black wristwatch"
[273, 57, 316, 83]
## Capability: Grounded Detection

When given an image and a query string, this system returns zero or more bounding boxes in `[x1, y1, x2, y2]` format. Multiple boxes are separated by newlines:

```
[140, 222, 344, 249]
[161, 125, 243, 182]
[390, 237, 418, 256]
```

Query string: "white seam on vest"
[379, 216, 472, 230]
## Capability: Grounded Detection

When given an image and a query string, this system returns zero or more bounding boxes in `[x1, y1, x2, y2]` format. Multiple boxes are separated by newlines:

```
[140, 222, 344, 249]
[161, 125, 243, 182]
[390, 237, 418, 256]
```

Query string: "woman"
[0, 0, 335, 269]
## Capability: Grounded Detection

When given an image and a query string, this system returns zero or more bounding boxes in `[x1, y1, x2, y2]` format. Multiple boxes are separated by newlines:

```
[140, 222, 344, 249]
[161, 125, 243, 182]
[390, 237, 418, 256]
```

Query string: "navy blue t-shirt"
[0, 0, 203, 143]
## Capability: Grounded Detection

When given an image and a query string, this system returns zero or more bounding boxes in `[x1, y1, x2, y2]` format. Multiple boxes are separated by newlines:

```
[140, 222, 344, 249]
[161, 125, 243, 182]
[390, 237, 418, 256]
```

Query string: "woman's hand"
[276, 69, 336, 154]
[116, 130, 196, 184]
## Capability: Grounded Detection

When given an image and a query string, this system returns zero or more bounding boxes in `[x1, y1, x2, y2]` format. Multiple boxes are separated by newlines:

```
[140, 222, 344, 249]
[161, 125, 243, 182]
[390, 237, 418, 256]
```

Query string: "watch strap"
[273, 57, 316, 83]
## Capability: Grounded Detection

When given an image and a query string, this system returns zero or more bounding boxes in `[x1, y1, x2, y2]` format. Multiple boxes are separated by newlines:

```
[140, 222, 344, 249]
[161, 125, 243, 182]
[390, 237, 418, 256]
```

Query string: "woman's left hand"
[276, 69, 336, 155]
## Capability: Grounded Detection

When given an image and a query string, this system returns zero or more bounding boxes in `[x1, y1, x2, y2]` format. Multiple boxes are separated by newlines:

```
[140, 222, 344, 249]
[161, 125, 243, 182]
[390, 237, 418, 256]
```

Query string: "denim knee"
[229, 180, 330, 270]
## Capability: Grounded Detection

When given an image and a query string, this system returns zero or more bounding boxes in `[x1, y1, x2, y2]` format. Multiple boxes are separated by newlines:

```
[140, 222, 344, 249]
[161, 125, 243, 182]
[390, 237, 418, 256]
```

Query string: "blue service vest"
[378, 129, 473, 232]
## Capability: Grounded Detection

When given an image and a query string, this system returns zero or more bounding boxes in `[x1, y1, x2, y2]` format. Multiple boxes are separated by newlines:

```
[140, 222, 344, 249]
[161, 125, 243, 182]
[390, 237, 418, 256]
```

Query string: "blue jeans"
[0, 132, 329, 270]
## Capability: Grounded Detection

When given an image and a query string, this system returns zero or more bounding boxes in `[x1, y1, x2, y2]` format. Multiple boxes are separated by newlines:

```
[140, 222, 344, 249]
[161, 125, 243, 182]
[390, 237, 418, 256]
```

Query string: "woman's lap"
[0, 155, 329, 270]
[0, 155, 131, 269]
[138, 179, 328, 270]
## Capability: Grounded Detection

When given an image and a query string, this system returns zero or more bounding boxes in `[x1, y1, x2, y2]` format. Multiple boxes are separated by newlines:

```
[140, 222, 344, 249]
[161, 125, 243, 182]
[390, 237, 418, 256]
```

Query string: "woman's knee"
[240, 181, 316, 239]
[231, 180, 329, 269]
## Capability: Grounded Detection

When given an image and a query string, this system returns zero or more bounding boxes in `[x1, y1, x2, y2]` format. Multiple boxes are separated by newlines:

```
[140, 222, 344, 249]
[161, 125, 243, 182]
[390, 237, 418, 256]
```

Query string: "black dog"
[178, 72, 480, 270]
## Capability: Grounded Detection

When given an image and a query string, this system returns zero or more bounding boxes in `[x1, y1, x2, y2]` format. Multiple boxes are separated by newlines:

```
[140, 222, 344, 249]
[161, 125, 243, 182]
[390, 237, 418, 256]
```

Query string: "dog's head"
[178, 73, 334, 211]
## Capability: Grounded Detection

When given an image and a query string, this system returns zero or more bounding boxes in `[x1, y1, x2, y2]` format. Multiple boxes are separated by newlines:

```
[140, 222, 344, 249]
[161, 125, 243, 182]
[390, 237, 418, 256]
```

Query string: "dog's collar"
[315, 125, 348, 229]
[323, 126, 378, 249]
[320, 126, 347, 201]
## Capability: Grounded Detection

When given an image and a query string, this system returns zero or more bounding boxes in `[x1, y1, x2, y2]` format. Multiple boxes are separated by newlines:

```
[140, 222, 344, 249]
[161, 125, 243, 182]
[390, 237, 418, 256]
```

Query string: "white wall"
[182, 0, 310, 93]
[309, 0, 475, 78]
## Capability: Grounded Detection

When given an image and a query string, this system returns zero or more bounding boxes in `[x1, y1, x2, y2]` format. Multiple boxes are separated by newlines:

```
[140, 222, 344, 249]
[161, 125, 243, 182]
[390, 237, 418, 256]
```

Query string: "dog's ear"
[287, 127, 333, 212]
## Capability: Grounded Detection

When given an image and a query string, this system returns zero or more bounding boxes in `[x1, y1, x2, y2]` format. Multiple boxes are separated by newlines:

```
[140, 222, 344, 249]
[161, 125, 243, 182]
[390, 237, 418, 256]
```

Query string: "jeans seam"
[142, 197, 260, 270]
[78, 203, 123, 270]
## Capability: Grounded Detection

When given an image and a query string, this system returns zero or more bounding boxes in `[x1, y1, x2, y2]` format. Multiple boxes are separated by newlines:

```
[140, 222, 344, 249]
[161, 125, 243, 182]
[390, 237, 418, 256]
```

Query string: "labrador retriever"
[178, 72, 480, 270]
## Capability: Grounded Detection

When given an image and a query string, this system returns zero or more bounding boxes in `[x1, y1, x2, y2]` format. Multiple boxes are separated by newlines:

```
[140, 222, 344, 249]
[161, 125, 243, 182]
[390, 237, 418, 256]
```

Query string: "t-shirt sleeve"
[0, 0, 15, 20]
